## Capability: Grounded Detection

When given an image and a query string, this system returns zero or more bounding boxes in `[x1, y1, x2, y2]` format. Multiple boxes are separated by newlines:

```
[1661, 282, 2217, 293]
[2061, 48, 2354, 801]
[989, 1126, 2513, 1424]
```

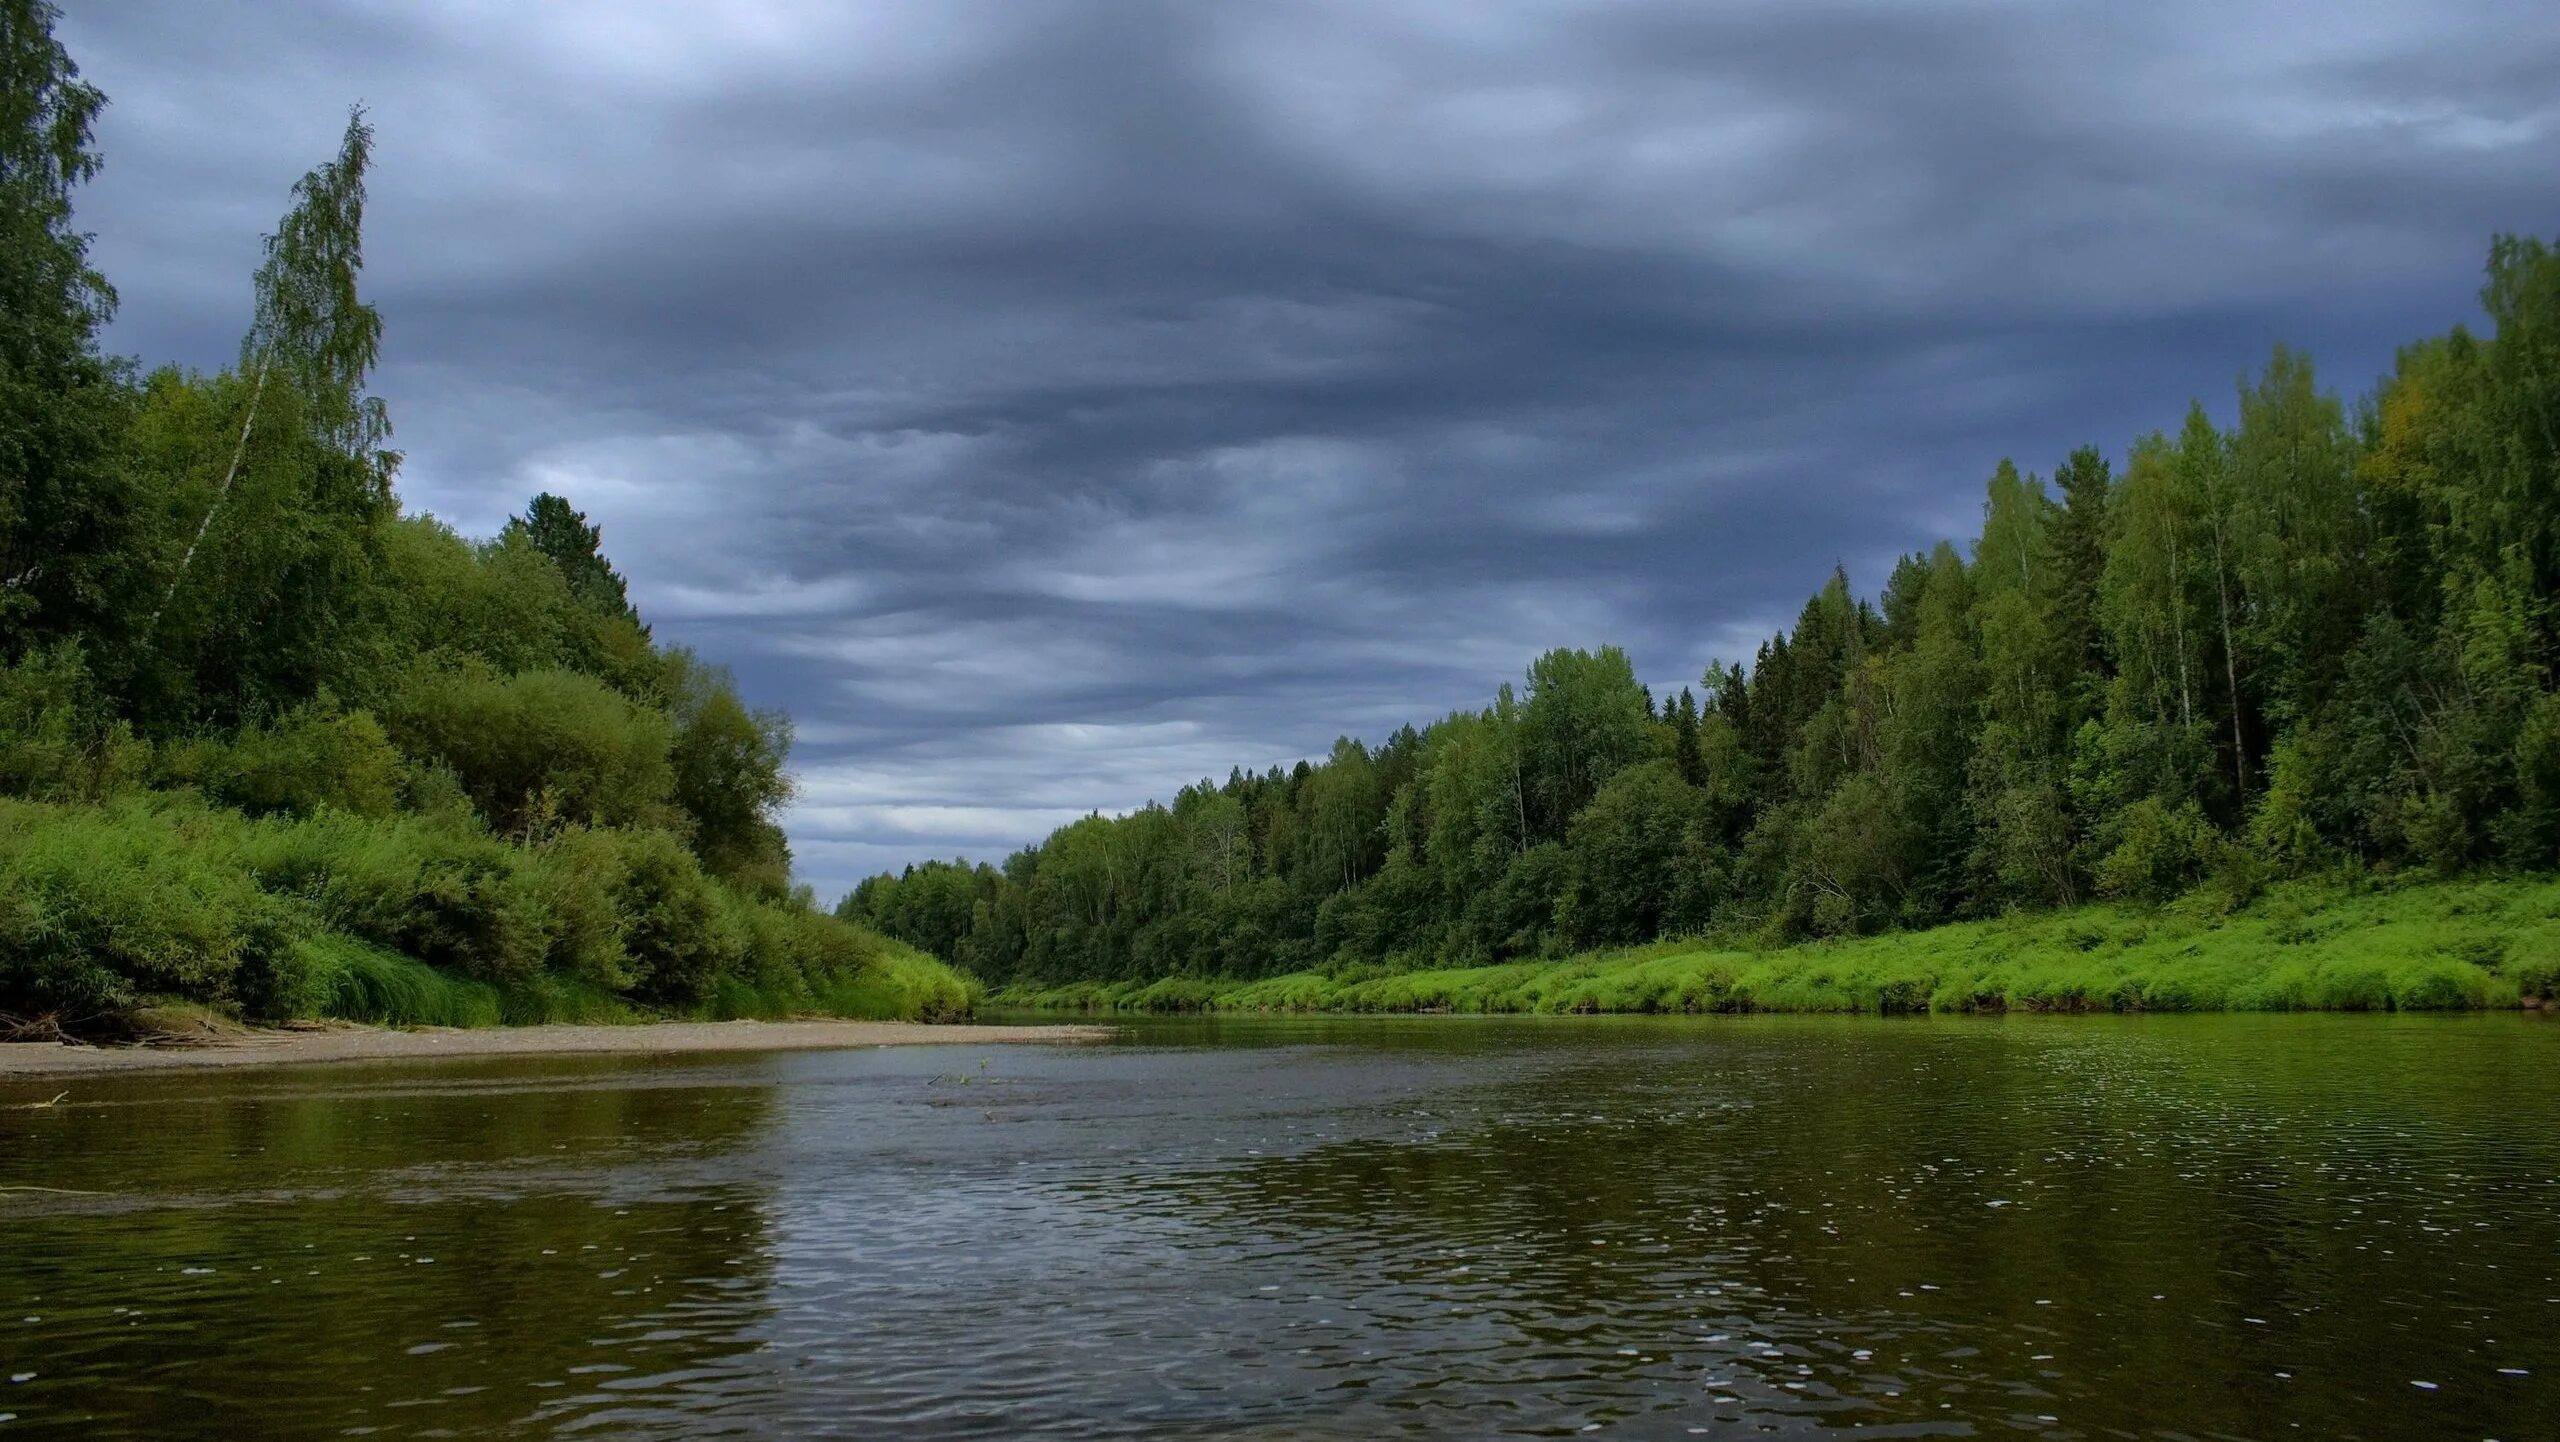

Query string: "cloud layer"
[62, 0, 2560, 895]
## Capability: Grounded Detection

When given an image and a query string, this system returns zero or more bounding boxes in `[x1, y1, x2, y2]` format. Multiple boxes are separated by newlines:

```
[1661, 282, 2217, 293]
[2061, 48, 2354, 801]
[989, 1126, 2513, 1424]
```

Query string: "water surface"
[3, 1014, 2555, 1438]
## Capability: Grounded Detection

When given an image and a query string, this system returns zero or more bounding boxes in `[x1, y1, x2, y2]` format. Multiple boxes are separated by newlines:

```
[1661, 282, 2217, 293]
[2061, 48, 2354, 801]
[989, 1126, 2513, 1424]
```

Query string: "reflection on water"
[3, 1016, 2556, 1438]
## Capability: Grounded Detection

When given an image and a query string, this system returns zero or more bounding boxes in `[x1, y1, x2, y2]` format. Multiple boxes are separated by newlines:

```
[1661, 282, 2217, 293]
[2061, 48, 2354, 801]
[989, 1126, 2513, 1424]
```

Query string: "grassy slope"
[991, 876, 2560, 1015]
[0, 795, 981, 1032]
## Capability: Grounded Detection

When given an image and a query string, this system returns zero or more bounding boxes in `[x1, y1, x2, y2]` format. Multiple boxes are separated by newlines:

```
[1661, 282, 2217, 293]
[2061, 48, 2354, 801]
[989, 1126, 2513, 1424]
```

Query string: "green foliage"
[1520, 646, 1655, 837]
[0, 641, 142, 799]
[793, 922, 980, 1022]
[664, 649, 794, 893]
[246, 108, 392, 471]
[504, 492, 636, 623]
[0, 798, 308, 1021]
[157, 695, 404, 818]
[225, 807, 550, 984]
[2511, 692, 2560, 866]
[364, 515, 661, 699]
[612, 826, 743, 1006]
[1558, 762, 1704, 948]
[0, 0, 136, 660]
[1000, 877, 2560, 1017]
[387, 663, 677, 836]
[127, 358, 382, 728]
[313, 937, 503, 1028]
[0, 796, 967, 1029]
[843, 858, 989, 969]
[2095, 798, 2221, 902]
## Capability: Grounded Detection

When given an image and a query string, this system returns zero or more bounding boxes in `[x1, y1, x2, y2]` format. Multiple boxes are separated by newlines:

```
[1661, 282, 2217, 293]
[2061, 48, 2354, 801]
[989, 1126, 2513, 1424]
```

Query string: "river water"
[2, 1014, 2555, 1439]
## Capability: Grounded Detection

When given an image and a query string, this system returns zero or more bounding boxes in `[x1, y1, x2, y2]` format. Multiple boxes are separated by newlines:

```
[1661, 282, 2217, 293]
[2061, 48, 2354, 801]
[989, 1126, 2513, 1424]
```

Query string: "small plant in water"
[930, 1058, 1005, 1089]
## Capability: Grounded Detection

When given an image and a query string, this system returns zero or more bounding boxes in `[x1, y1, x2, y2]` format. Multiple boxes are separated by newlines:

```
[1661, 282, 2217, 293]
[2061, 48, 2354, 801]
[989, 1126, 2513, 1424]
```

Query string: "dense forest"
[847, 239, 2560, 992]
[0, 3, 967, 1029]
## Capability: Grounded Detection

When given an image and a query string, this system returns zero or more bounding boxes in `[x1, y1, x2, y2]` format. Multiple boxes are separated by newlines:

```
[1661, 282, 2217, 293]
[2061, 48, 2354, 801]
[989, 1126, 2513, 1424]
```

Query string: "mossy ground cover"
[992, 876, 2560, 1015]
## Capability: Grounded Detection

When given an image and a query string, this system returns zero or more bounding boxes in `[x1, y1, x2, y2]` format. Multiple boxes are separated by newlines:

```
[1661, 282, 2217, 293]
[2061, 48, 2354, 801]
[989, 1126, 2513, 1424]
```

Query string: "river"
[3, 1014, 2555, 1438]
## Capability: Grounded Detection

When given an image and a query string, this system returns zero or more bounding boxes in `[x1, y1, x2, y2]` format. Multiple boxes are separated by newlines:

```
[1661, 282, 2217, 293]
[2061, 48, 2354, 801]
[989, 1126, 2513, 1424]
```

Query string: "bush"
[2249, 729, 2330, 869]
[388, 662, 676, 836]
[0, 644, 146, 802]
[2095, 798, 2220, 902]
[2510, 945, 2559, 1002]
[2507, 692, 2560, 866]
[229, 809, 550, 985]
[160, 697, 405, 818]
[521, 825, 633, 988]
[2390, 956, 2495, 1010]
[615, 828, 743, 1005]
[2398, 789, 2472, 873]
[0, 799, 314, 1021]
[0, 794, 972, 1030]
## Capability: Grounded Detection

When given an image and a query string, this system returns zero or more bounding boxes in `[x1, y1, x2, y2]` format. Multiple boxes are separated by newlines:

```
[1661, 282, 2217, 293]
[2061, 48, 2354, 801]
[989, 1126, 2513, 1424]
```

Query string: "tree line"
[846, 239, 2560, 988]
[0, 3, 967, 1025]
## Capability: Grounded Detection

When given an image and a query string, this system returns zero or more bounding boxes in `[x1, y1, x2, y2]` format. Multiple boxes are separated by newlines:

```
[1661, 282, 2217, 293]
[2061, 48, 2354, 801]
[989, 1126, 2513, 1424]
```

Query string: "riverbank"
[1, 796, 989, 1037]
[993, 876, 2560, 1015]
[0, 1017, 1115, 1076]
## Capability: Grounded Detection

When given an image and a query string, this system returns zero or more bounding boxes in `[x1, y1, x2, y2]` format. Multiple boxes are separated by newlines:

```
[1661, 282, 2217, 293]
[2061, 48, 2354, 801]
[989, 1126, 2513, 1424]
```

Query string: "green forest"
[846, 237, 2560, 1009]
[0, 4, 971, 1032]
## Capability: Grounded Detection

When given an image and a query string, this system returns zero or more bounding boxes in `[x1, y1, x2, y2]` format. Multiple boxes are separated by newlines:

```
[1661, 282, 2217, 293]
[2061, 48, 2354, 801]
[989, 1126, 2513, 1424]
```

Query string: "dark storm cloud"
[59, 0, 2560, 893]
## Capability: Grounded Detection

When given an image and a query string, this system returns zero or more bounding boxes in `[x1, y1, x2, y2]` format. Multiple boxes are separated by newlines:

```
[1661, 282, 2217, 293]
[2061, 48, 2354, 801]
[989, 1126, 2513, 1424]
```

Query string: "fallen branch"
[0, 1013, 71, 1045]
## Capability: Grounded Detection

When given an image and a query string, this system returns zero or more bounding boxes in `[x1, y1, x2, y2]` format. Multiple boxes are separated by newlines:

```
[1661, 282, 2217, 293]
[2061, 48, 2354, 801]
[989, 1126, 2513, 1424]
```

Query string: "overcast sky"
[61, 1, 2560, 898]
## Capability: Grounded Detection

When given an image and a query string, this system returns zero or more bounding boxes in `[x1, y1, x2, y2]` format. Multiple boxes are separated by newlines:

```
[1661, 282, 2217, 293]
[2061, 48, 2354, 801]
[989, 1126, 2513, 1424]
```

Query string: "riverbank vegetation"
[850, 227, 2560, 1003]
[993, 876, 2558, 1014]
[0, 5, 972, 1032]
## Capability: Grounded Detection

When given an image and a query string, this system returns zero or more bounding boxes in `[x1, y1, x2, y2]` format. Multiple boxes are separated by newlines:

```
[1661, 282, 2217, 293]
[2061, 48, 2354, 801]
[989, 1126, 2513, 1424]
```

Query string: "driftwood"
[0, 1013, 71, 1045]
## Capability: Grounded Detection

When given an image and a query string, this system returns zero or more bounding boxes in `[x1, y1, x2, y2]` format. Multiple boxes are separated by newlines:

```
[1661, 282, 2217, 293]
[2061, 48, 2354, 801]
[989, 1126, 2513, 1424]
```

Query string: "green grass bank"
[990, 877, 2560, 1016]
[0, 795, 979, 1035]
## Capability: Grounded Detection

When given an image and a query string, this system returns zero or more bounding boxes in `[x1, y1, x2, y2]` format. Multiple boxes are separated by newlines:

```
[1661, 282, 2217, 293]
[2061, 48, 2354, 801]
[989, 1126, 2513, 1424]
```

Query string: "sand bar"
[0, 1019, 1117, 1077]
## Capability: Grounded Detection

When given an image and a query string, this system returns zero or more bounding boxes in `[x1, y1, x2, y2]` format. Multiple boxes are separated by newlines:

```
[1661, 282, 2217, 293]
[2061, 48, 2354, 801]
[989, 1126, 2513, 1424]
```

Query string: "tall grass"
[315, 937, 507, 1027]
[993, 875, 2560, 1016]
[810, 945, 982, 1021]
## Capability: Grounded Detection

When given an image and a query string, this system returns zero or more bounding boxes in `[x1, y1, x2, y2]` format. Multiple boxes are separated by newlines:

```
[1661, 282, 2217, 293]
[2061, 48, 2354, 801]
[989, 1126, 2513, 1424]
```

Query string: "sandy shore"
[0, 1018, 1116, 1076]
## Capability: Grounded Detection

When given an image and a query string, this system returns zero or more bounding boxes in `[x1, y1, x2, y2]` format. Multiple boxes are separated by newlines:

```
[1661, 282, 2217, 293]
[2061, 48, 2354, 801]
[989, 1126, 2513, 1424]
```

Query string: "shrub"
[0, 644, 146, 802]
[2398, 789, 2472, 873]
[0, 799, 314, 1021]
[388, 662, 676, 836]
[2095, 798, 2220, 902]
[2507, 692, 2560, 866]
[521, 825, 633, 988]
[230, 810, 549, 985]
[0, 782, 972, 1030]
[615, 828, 743, 1005]
[2509, 945, 2559, 1001]
[2390, 956, 2495, 1010]
[163, 698, 405, 818]
[2249, 728, 2331, 869]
